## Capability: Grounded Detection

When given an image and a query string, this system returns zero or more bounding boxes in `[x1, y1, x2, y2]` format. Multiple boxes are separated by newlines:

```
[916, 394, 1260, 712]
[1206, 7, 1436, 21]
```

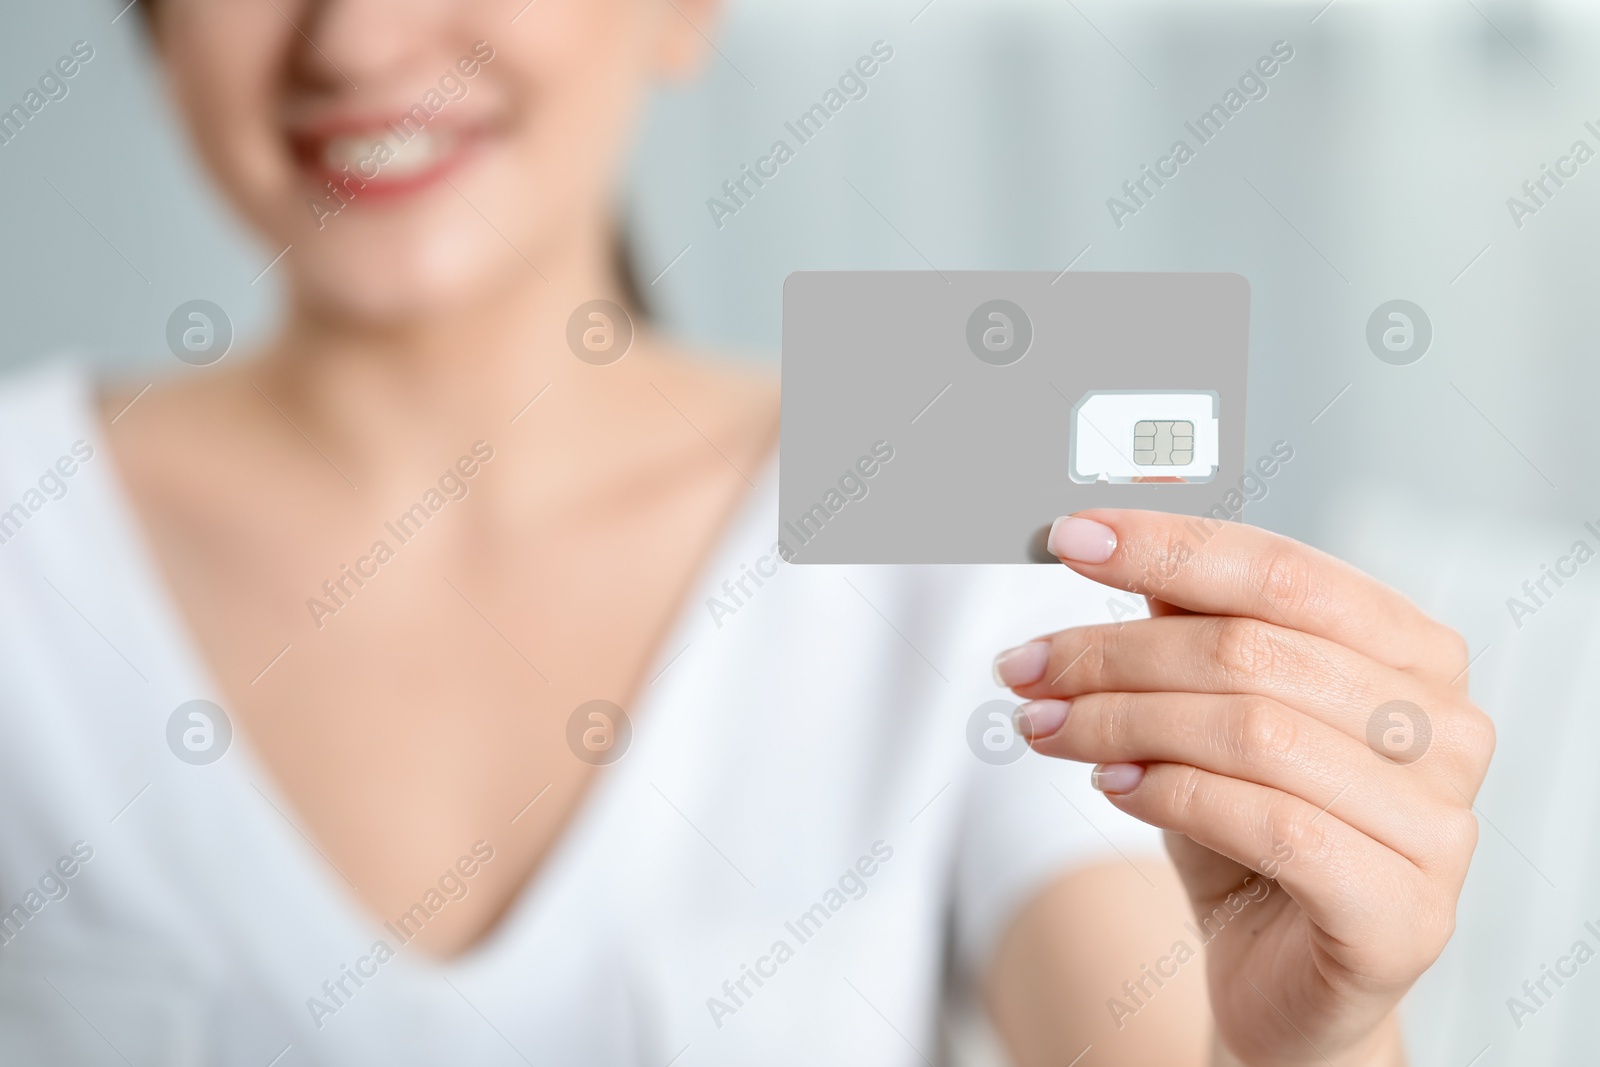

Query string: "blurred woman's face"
[150, 0, 705, 322]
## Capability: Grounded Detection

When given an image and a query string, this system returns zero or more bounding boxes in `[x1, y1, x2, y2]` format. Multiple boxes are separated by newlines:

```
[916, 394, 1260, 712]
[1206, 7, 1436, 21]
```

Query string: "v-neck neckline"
[71, 362, 781, 979]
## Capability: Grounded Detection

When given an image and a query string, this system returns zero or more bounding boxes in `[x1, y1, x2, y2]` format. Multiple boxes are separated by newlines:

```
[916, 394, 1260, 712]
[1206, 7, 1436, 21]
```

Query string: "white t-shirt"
[0, 360, 1157, 1067]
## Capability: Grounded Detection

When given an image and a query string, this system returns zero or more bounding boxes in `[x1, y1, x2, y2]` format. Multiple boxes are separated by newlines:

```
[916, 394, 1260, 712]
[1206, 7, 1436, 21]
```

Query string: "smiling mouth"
[291, 120, 484, 205]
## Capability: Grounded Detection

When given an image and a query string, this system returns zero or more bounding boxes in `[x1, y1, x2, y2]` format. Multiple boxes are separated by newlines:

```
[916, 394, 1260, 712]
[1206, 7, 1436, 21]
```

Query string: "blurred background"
[3, 0, 1597, 1062]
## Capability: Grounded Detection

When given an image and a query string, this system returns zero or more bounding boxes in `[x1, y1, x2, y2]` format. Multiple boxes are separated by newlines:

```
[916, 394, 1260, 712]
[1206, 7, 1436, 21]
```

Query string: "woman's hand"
[992, 510, 1494, 1066]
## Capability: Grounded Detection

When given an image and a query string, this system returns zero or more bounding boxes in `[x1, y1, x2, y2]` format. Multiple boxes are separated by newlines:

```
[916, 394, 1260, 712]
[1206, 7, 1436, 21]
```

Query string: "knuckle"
[1256, 544, 1320, 618]
[1089, 625, 1121, 687]
[1166, 764, 1208, 827]
[1437, 808, 1480, 862]
[1430, 911, 1458, 958]
[1140, 527, 1196, 591]
[1212, 616, 1278, 686]
[1440, 625, 1471, 676]
[1232, 698, 1299, 764]
[1378, 891, 1455, 979]
[1096, 692, 1138, 752]
[1054, 627, 1110, 692]
[1264, 795, 1329, 864]
[1414, 898, 1458, 957]
[1440, 704, 1497, 770]
[1407, 803, 1480, 872]
[1459, 708, 1497, 765]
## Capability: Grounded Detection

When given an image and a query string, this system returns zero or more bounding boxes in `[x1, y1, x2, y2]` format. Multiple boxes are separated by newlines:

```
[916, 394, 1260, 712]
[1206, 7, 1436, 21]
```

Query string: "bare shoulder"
[91, 364, 319, 560]
[634, 334, 778, 402]
[626, 333, 780, 448]
[95, 367, 270, 485]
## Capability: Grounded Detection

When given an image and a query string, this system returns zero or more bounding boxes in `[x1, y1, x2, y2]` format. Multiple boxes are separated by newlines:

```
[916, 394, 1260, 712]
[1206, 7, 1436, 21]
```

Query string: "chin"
[285, 222, 527, 325]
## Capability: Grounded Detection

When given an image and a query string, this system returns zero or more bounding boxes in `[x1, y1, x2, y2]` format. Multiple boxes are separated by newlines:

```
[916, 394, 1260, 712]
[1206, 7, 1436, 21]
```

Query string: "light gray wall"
[626, 0, 1599, 541]
[0, 0, 280, 377]
[8, 0, 1590, 539]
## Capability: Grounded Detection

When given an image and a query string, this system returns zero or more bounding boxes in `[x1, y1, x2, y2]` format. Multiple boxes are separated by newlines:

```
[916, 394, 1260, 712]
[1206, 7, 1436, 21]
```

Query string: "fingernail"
[1013, 699, 1070, 740]
[992, 640, 1051, 688]
[1090, 762, 1144, 794]
[1047, 516, 1118, 564]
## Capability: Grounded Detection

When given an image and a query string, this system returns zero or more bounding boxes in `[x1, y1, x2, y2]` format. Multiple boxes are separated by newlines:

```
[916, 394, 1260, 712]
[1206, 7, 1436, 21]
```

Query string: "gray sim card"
[779, 271, 1249, 563]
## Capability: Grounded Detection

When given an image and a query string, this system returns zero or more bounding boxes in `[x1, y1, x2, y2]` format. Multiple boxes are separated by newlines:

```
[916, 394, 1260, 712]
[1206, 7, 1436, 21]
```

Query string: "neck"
[250, 225, 636, 478]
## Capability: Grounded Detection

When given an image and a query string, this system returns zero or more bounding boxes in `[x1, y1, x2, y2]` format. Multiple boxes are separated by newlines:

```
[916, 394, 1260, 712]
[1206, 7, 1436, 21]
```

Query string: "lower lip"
[297, 129, 483, 206]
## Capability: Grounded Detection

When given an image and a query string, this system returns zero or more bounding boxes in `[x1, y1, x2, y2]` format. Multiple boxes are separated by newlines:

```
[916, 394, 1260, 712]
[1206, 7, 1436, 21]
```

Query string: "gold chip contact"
[1133, 420, 1194, 466]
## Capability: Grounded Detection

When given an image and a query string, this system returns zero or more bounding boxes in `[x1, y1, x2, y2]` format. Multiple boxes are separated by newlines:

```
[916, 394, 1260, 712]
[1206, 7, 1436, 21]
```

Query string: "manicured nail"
[1013, 699, 1070, 740]
[992, 640, 1051, 688]
[1090, 762, 1144, 794]
[1047, 516, 1118, 564]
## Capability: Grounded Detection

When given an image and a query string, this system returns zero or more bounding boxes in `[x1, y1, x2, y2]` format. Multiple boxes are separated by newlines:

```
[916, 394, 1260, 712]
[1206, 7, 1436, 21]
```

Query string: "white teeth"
[320, 127, 457, 178]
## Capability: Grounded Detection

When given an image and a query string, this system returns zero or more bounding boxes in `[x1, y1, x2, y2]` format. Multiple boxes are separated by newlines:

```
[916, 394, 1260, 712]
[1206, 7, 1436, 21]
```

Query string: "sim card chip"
[1133, 420, 1194, 466]
[1071, 392, 1219, 483]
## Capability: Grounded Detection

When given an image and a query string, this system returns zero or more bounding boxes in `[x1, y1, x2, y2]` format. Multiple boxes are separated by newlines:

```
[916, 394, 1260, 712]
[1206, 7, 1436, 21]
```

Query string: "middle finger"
[999, 615, 1458, 758]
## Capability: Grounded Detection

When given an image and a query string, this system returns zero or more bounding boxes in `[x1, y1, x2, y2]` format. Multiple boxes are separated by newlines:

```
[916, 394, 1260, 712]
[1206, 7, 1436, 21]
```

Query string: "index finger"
[1045, 508, 1469, 684]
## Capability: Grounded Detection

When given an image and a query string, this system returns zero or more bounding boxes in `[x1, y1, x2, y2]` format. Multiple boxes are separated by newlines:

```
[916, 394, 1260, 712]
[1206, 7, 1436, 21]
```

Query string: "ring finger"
[998, 615, 1474, 772]
[1017, 691, 1463, 867]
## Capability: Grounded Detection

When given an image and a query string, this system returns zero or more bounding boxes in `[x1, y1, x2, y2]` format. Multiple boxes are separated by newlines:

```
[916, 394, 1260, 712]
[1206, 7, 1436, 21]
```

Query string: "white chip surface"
[1071, 392, 1219, 482]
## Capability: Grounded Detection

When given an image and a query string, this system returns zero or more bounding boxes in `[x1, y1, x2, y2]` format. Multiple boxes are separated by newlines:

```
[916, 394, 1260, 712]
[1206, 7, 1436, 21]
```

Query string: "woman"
[0, 0, 1491, 1063]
